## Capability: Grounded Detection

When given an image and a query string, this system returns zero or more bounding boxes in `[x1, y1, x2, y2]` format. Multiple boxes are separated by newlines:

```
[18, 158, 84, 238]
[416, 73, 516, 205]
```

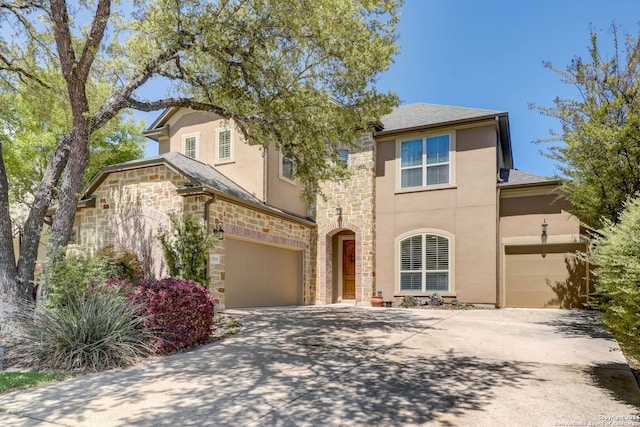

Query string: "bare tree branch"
[76, 0, 111, 82]
[0, 52, 50, 88]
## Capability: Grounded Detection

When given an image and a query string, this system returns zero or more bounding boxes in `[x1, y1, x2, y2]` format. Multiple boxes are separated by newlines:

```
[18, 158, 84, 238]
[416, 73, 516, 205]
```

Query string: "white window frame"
[395, 229, 455, 296]
[183, 133, 199, 159]
[396, 132, 455, 191]
[279, 151, 295, 183]
[216, 128, 234, 163]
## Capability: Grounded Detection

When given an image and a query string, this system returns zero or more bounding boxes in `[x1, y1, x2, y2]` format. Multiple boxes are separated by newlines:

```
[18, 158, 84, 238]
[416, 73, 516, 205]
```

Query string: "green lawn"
[0, 371, 70, 394]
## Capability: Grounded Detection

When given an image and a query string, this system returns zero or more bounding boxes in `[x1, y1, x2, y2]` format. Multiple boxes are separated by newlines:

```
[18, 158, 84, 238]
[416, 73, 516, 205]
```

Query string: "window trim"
[395, 131, 456, 192]
[215, 128, 234, 164]
[395, 229, 455, 296]
[182, 133, 199, 160]
[278, 151, 295, 184]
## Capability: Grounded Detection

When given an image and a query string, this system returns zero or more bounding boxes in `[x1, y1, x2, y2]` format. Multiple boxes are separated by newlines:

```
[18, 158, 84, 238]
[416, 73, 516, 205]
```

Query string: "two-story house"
[71, 103, 590, 309]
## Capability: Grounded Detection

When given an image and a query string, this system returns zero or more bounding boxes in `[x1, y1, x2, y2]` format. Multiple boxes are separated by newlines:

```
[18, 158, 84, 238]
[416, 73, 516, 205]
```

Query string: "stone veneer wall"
[207, 199, 316, 308]
[75, 165, 188, 252]
[74, 163, 316, 307]
[315, 133, 376, 305]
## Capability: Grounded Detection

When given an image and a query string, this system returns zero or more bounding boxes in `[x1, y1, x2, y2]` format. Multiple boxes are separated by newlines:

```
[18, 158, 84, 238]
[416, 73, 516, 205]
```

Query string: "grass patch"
[0, 371, 70, 394]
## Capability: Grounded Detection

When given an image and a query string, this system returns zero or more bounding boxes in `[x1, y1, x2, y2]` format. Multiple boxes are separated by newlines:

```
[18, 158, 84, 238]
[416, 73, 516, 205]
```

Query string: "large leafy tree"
[533, 25, 640, 228]
[589, 196, 640, 357]
[0, 0, 400, 336]
[2, 72, 145, 213]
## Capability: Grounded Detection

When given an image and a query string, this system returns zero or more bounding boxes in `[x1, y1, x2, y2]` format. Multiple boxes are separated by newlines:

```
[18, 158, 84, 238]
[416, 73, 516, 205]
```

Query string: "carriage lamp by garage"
[214, 222, 225, 241]
[541, 218, 548, 257]
[336, 205, 342, 217]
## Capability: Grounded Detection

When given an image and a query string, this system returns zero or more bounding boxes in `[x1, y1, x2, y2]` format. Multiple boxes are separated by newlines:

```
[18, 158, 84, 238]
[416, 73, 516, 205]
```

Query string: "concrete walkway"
[0, 307, 638, 426]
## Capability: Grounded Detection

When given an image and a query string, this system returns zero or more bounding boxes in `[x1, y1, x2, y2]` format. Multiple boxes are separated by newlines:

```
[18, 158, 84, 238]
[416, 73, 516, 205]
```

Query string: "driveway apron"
[0, 306, 638, 426]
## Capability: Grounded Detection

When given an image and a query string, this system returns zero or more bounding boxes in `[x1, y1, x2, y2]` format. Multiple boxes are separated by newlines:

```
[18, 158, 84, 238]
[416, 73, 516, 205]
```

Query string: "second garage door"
[225, 238, 302, 308]
[504, 243, 588, 308]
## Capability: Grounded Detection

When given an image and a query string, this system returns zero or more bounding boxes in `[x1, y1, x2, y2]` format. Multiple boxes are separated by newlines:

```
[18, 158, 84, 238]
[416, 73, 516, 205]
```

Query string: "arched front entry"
[318, 220, 364, 304]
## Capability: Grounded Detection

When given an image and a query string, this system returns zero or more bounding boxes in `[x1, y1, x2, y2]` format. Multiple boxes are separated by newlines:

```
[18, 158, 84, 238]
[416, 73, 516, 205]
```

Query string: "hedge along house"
[70, 103, 590, 309]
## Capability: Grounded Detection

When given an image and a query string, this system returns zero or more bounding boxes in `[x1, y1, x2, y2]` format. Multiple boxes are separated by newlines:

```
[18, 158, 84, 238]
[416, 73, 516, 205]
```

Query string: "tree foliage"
[0, 0, 401, 320]
[589, 196, 640, 357]
[533, 25, 640, 228]
[1, 72, 145, 211]
[157, 214, 217, 286]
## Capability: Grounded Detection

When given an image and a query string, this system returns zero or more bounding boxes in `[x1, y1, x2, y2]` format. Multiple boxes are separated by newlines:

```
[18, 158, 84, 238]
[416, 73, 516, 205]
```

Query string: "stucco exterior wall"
[163, 110, 265, 200]
[265, 145, 307, 216]
[375, 123, 499, 304]
[500, 190, 580, 239]
[498, 187, 588, 308]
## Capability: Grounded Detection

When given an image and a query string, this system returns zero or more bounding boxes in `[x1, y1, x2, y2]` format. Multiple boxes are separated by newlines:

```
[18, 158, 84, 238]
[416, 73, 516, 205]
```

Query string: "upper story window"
[400, 134, 450, 188]
[400, 233, 450, 293]
[280, 152, 295, 181]
[183, 135, 198, 159]
[217, 129, 233, 162]
[337, 150, 349, 164]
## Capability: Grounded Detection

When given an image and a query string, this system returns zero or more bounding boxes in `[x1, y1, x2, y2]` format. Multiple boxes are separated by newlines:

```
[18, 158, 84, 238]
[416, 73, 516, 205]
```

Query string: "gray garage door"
[225, 238, 302, 308]
[504, 243, 588, 308]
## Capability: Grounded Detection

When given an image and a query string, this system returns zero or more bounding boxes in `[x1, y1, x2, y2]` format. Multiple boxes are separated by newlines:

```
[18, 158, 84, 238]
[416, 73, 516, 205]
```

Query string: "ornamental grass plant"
[21, 287, 154, 371]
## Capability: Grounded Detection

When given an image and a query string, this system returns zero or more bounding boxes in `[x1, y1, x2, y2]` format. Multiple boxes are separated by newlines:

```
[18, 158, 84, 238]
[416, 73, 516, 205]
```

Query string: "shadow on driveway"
[0, 306, 632, 426]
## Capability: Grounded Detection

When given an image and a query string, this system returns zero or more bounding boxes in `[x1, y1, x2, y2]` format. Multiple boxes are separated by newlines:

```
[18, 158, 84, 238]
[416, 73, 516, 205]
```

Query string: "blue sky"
[143, 0, 640, 177]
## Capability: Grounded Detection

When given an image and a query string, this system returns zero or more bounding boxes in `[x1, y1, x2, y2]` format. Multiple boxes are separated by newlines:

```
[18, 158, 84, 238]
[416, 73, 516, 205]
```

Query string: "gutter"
[374, 113, 507, 138]
[176, 186, 316, 227]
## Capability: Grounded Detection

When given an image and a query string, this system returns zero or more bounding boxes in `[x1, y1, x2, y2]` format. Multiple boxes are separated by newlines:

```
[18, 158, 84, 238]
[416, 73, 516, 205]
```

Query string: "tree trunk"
[16, 132, 73, 298]
[0, 142, 22, 340]
[39, 133, 90, 301]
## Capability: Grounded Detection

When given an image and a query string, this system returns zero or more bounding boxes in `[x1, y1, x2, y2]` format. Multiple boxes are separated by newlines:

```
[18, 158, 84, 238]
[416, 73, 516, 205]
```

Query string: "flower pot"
[370, 295, 384, 307]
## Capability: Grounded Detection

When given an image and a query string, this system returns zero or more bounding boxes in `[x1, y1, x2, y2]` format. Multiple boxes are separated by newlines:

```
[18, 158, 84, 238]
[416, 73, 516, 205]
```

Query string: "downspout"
[263, 146, 268, 203]
[496, 185, 502, 308]
[495, 116, 502, 308]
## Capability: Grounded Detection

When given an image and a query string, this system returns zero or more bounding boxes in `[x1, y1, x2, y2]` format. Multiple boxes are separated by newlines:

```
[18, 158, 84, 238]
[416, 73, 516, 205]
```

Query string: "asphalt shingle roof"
[499, 168, 557, 187]
[89, 152, 313, 223]
[379, 103, 506, 134]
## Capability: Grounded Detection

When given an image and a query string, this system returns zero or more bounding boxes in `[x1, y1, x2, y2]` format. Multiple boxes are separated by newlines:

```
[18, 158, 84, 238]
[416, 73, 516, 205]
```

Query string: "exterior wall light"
[336, 206, 342, 217]
[541, 219, 548, 258]
[214, 222, 224, 241]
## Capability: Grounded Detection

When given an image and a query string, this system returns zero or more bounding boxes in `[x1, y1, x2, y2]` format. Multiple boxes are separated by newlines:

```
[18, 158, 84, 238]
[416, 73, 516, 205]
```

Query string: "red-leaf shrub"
[130, 278, 215, 353]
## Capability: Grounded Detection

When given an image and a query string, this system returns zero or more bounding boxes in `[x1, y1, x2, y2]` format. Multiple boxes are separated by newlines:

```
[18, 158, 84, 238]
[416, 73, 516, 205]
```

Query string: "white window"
[400, 233, 450, 293]
[280, 152, 294, 181]
[217, 129, 232, 162]
[400, 134, 450, 188]
[184, 135, 198, 159]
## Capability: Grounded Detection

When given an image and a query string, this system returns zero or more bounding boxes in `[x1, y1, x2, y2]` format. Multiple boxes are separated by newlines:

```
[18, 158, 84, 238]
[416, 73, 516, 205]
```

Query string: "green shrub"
[129, 278, 215, 353]
[44, 252, 113, 306]
[157, 214, 217, 286]
[589, 196, 640, 357]
[96, 245, 144, 283]
[21, 287, 153, 371]
[400, 295, 420, 308]
[42, 247, 143, 305]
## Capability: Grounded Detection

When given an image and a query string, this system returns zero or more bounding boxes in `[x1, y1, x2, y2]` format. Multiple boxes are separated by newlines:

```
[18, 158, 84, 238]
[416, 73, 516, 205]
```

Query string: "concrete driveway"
[0, 306, 638, 426]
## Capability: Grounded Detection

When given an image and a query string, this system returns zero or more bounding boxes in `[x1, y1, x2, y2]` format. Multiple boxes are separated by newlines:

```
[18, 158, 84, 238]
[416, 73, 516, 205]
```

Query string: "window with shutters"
[399, 233, 450, 293]
[217, 129, 233, 162]
[279, 151, 295, 182]
[183, 135, 198, 159]
[399, 134, 451, 188]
